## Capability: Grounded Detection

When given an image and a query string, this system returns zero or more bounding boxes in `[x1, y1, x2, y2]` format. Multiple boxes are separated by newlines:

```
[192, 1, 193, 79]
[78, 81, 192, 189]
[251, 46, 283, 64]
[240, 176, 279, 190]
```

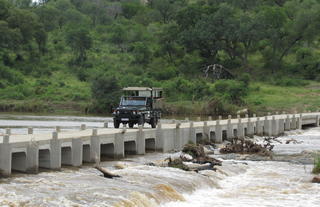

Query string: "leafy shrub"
[313, 155, 320, 174]
[214, 80, 248, 105]
[274, 77, 308, 87]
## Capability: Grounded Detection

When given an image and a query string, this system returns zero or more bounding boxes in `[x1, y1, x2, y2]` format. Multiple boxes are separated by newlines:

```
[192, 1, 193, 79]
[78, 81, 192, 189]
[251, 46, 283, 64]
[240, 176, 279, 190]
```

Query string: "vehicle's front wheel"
[114, 120, 120, 128]
[150, 118, 157, 128]
[138, 116, 144, 127]
[129, 122, 134, 128]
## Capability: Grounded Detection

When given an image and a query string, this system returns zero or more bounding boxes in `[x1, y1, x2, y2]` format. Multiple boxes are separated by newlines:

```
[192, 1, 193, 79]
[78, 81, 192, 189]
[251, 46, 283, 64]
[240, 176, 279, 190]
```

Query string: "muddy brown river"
[0, 114, 319, 207]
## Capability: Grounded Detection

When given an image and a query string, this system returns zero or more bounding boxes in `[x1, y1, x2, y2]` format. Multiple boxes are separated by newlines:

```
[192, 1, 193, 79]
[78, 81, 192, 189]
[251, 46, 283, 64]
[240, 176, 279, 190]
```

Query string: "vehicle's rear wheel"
[129, 122, 134, 128]
[150, 118, 156, 128]
[114, 120, 120, 128]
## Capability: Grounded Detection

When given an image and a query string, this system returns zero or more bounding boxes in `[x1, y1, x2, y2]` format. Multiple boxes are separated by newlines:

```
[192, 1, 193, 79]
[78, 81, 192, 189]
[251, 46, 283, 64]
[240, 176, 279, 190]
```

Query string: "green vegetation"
[313, 155, 320, 174]
[0, 0, 320, 115]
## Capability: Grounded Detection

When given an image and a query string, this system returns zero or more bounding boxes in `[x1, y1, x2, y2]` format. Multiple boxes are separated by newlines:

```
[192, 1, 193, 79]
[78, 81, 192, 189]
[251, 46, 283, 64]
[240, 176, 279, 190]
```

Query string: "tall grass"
[312, 155, 320, 174]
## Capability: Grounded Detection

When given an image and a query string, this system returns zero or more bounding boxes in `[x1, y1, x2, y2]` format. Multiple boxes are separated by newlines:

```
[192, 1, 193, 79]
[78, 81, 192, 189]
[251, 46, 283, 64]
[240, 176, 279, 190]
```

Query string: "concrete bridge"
[0, 113, 319, 177]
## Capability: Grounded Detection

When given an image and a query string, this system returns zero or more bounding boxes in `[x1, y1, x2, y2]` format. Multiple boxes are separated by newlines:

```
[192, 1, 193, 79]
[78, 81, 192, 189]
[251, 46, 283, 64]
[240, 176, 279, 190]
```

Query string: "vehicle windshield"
[120, 97, 146, 106]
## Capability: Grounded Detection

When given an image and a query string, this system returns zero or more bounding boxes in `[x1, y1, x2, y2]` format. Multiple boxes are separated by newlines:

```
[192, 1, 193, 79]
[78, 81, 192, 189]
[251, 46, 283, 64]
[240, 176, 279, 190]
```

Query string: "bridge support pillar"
[227, 116, 233, 141]
[90, 129, 100, 163]
[174, 122, 183, 150]
[271, 116, 279, 136]
[189, 122, 196, 144]
[237, 119, 244, 138]
[0, 135, 12, 177]
[26, 142, 39, 173]
[114, 133, 125, 159]
[203, 121, 210, 141]
[137, 126, 145, 155]
[285, 115, 291, 131]
[278, 119, 285, 135]
[256, 117, 263, 136]
[72, 138, 83, 167]
[247, 118, 254, 138]
[215, 120, 222, 143]
[155, 123, 163, 151]
[291, 115, 297, 129]
[264, 117, 272, 136]
[49, 132, 61, 170]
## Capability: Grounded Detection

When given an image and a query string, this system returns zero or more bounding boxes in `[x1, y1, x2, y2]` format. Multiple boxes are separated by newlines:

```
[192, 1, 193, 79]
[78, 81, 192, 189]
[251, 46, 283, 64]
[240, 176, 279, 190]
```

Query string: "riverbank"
[1, 81, 320, 117]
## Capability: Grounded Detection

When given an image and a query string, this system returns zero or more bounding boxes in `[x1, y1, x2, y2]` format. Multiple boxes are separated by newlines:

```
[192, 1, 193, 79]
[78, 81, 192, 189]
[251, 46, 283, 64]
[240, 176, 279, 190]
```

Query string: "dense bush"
[213, 80, 248, 105]
[91, 73, 121, 113]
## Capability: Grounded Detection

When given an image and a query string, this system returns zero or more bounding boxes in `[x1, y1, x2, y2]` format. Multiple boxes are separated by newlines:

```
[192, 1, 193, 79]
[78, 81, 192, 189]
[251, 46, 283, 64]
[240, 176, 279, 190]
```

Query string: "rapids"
[0, 114, 319, 207]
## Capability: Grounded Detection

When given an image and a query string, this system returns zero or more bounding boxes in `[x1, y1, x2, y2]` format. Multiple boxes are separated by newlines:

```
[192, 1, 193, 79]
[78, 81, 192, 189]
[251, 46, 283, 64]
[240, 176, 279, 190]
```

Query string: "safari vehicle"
[112, 87, 163, 128]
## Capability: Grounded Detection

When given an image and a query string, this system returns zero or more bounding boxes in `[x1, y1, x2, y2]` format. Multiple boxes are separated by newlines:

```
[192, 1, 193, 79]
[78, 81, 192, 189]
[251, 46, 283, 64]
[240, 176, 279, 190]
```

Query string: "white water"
[0, 115, 319, 207]
[162, 161, 319, 207]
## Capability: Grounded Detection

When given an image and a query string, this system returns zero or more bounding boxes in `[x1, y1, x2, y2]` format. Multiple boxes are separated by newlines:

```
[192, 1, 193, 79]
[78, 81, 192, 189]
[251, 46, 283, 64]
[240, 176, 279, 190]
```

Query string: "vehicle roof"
[122, 87, 163, 91]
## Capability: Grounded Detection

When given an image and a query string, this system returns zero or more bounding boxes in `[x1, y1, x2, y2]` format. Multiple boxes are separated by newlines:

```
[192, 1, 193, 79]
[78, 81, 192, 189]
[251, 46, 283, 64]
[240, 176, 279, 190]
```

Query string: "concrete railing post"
[80, 124, 86, 130]
[0, 134, 12, 177]
[208, 116, 212, 121]
[218, 115, 222, 120]
[197, 117, 201, 122]
[137, 125, 145, 155]
[316, 115, 320, 127]
[5, 128, 11, 135]
[104, 122, 108, 128]
[55, 126, 61, 133]
[28, 127, 33, 134]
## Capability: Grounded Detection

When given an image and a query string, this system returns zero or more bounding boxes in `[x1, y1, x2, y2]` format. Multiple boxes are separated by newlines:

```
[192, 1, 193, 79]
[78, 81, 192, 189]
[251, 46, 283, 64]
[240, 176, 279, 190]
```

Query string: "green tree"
[91, 73, 121, 113]
[66, 26, 92, 64]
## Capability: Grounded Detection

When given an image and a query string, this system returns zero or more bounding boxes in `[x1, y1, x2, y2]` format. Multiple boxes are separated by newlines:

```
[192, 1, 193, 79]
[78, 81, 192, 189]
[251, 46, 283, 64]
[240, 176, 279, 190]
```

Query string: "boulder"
[312, 176, 320, 183]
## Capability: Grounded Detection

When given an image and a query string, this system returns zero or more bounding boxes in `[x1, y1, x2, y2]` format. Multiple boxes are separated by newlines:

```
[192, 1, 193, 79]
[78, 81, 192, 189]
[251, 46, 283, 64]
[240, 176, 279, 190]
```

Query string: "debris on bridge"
[219, 137, 274, 156]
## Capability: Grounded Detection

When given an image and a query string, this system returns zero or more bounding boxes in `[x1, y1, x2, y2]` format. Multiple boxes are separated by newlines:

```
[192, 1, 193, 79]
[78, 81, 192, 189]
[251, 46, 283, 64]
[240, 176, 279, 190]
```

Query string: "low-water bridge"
[0, 113, 319, 177]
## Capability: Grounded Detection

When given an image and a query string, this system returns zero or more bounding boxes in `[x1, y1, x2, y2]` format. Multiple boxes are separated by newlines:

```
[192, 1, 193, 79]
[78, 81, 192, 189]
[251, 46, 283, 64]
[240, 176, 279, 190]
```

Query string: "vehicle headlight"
[133, 111, 136, 115]
[116, 111, 120, 114]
